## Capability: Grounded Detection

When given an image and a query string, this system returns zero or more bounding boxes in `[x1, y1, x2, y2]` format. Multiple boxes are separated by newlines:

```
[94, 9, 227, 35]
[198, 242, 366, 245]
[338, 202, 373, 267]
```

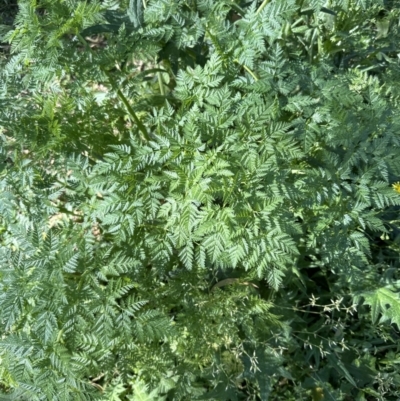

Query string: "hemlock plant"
[0, 0, 400, 400]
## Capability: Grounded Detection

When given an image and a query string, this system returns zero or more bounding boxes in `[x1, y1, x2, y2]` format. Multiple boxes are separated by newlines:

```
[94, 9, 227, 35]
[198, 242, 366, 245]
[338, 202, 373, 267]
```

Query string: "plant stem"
[233, 59, 258, 81]
[256, 0, 270, 15]
[115, 86, 150, 141]
[157, 71, 165, 96]
[76, 33, 149, 141]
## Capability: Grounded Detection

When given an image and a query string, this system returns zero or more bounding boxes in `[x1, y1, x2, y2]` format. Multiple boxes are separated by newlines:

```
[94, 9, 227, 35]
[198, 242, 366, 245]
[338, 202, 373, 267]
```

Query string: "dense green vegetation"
[1, 0, 400, 399]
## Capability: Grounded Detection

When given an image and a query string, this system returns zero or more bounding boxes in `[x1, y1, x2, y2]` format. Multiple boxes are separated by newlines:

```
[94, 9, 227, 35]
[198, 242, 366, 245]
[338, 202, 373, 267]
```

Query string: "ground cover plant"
[0, 0, 400, 400]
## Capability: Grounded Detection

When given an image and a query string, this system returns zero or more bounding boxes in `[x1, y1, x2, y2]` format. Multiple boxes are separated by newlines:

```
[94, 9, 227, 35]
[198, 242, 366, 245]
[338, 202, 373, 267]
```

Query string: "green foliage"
[360, 287, 400, 328]
[0, 0, 400, 400]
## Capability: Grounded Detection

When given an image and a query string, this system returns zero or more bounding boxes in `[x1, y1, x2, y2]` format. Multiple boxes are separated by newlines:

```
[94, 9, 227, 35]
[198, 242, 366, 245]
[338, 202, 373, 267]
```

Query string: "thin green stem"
[76, 33, 149, 141]
[116, 86, 150, 141]
[233, 59, 258, 81]
[157, 71, 165, 96]
[103, 69, 150, 141]
[76, 33, 93, 62]
[103, 71, 150, 141]
[256, 0, 270, 15]
[242, 64, 258, 81]
[56, 329, 64, 343]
